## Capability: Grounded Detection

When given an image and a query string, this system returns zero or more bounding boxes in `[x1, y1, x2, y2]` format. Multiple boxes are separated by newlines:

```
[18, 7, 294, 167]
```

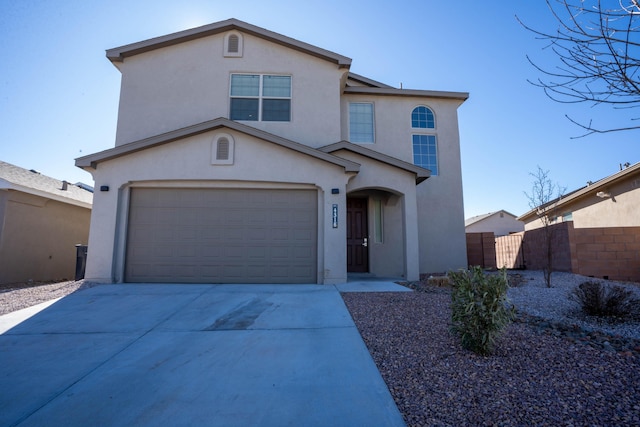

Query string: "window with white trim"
[349, 102, 375, 143]
[412, 134, 438, 175]
[230, 74, 291, 121]
[411, 106, 435, 129]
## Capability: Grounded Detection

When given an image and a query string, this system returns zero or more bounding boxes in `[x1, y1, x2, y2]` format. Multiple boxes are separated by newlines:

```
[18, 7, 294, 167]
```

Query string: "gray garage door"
[125, 188, 317, 283]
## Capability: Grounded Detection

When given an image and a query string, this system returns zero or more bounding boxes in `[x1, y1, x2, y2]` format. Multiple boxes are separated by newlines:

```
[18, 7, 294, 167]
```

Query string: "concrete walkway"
[0, 282, 408, 426]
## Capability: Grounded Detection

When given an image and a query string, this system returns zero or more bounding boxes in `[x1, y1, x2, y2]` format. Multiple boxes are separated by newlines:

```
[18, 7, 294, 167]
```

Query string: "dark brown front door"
[347, 198, 369, 272]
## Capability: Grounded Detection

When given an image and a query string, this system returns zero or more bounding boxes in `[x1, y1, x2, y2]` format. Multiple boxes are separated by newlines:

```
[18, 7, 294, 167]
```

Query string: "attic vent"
[211, 133, 234, 165]
[227, 35, 239, 53]
[216, 138, 230, 160]
[224, 32, 243, 57]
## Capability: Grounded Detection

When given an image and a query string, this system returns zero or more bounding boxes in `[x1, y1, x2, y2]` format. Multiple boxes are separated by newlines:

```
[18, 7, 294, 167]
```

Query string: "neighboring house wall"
[0, 190, 91, 284]
[519, 164, 640, 282]
[466, 212, 524, 236]
[566, 178, 640, 228]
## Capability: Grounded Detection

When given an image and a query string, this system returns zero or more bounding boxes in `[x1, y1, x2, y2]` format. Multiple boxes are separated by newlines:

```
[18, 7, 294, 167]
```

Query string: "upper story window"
[349, 102, 374, 143]
[412, 134, 438, 175]
[411, 106, 435, 129]
[230, 74, 291, 122]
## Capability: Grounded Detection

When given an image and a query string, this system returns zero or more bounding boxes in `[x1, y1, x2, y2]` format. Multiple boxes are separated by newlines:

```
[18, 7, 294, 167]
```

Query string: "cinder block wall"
[571, 226, 640, 282]
[522, 223, 573, 273]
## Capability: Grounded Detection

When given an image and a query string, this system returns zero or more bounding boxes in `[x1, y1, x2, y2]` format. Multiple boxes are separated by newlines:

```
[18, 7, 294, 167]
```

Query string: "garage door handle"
[362, 238, 368, 247]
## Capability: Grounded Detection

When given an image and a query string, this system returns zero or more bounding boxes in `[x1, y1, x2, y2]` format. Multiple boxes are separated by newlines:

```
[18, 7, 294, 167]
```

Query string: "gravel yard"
[2, 272, 640, 425]
[343, 271, 640, 426]
[0, 280, 93, 315]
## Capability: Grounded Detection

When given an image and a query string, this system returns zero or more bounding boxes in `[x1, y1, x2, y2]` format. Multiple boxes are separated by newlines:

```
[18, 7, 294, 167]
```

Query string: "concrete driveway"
[0, 282, 408, 426]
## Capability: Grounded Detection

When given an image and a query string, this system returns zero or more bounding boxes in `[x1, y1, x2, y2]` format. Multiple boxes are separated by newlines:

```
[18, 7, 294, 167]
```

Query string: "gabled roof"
[0, 161, 93, 208]
[346, 73, 394, 89]
[75, 118, 361, 173]
[465, 210, 518, 227]
[106, 18, 352, 68]
[319, 141, 430, 184]
[518, 161, 640, 221]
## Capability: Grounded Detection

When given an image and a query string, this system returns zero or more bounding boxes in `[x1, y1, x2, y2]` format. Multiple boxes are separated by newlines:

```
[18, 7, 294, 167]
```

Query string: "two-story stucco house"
[76, 19, 468, 284]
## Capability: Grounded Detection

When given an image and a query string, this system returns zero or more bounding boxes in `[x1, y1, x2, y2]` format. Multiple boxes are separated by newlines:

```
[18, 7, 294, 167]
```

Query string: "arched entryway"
[346, 188, 405, 278]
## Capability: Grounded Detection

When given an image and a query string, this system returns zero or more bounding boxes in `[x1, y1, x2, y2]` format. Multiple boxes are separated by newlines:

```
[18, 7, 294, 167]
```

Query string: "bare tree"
[524, 166, 567, 287]
[518, 0, 640, 137]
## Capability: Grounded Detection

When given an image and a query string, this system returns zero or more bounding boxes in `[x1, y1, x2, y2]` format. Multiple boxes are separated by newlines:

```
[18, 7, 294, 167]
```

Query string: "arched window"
[411, 106, 435, 129]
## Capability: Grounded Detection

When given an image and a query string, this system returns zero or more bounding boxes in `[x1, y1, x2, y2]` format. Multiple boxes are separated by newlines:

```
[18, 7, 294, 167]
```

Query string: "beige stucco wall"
[0, 190, 91, 284]
[523, 176, 640, 231]
[113, 32, 345, 148]
[100, 27, 467, 281]
[331, 149, 420, 280]
[84, 129, 355, 284]
[466, 214, 524, 236]
[571, 179, 640, 228]
[340, 94, 467, 273]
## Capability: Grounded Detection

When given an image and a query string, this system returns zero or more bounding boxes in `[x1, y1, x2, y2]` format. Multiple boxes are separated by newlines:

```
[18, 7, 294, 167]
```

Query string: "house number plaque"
[332, 204, 338, 228]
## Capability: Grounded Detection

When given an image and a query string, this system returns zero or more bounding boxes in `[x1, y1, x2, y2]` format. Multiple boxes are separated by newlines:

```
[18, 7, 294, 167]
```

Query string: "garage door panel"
[126, 188, 317, 283]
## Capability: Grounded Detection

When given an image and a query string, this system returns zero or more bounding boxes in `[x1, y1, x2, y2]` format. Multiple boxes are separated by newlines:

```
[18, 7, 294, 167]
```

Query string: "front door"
[347, 197, 369, 272]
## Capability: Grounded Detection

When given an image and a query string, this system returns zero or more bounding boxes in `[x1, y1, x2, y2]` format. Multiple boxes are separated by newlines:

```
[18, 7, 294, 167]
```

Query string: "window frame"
[411, 105, 436, 129]
[412, 134, 438, 175]
[348, 102, 375, 143]
[229, 73, 292, 122]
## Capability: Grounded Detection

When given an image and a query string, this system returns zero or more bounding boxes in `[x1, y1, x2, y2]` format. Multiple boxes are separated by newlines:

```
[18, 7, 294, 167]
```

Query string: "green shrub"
[570, 281, 638, 318]
[449, 267, 515, 355]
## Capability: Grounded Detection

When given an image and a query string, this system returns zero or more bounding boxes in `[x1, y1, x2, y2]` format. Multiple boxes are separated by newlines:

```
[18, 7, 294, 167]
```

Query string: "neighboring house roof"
[75, 117, 361, 173]
[319, 141, 430, 184]
[465, 210, 518, 227]
[518, 161, 640, 221]
[106, 18, 352, 68]
[0, 160, 93, 208]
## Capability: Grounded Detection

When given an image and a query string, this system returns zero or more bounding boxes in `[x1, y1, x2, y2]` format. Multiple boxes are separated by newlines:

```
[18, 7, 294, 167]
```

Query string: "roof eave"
[517, 162, 640, 221]
[343, 86, 469, 101]
[106, 18, 352, 68]
[0, 180, 92, 209]
[320, 141, 430, 184]
[75, 118, 361, 174]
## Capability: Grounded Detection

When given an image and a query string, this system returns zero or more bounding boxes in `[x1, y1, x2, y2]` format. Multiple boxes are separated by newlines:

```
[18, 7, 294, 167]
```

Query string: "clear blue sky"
[1, 0, 637, 218]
